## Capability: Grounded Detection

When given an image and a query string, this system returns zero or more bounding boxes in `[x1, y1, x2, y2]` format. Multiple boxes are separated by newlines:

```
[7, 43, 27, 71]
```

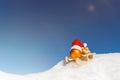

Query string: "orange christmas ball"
[70, 49, 82, 58]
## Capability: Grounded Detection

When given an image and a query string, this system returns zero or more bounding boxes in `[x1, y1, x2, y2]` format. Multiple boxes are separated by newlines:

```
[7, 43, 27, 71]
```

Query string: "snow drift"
[0, 53, 120, 80]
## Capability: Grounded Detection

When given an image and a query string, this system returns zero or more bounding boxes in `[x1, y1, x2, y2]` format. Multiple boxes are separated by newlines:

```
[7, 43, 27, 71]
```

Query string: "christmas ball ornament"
[70, 39, 87, 58]
[70, 49, 82, 58]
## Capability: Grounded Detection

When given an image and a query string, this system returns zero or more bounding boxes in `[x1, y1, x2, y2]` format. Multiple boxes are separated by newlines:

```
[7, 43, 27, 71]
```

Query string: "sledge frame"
[65, 53, 95, 65]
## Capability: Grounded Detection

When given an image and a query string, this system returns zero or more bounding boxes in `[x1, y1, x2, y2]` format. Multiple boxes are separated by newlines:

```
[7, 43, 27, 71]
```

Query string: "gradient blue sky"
[0, 0, 120, 74]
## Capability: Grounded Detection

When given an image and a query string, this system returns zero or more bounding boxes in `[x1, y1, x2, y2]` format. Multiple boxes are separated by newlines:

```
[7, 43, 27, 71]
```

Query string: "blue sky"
[0, 0, 120, 74]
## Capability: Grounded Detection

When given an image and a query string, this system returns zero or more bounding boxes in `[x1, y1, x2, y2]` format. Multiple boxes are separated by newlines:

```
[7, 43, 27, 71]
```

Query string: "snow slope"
[0, 53, 120, 80]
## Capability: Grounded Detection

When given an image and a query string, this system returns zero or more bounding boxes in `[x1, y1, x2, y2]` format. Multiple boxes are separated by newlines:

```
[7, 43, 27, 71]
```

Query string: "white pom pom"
[83, 43, 87, 47]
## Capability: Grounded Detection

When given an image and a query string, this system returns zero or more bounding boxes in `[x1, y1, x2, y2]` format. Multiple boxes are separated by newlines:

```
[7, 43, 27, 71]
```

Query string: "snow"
[0, 53, 120, 80]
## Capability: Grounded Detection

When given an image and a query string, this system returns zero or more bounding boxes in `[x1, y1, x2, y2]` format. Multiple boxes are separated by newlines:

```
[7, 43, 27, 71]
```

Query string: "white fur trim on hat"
[70, 45, 82, 51]
[83, 43, 87, 47]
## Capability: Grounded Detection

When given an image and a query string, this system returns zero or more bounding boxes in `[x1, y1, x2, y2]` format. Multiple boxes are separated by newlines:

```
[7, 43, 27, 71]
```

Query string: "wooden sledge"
[65, 53, 95, 65]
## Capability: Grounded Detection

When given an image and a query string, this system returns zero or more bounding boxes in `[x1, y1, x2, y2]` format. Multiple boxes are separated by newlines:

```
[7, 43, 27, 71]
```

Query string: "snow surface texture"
[0, 53, 120, 80]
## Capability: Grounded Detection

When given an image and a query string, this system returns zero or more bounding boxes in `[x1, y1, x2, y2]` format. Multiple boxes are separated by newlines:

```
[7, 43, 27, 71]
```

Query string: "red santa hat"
[70, 39, 87, 51]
